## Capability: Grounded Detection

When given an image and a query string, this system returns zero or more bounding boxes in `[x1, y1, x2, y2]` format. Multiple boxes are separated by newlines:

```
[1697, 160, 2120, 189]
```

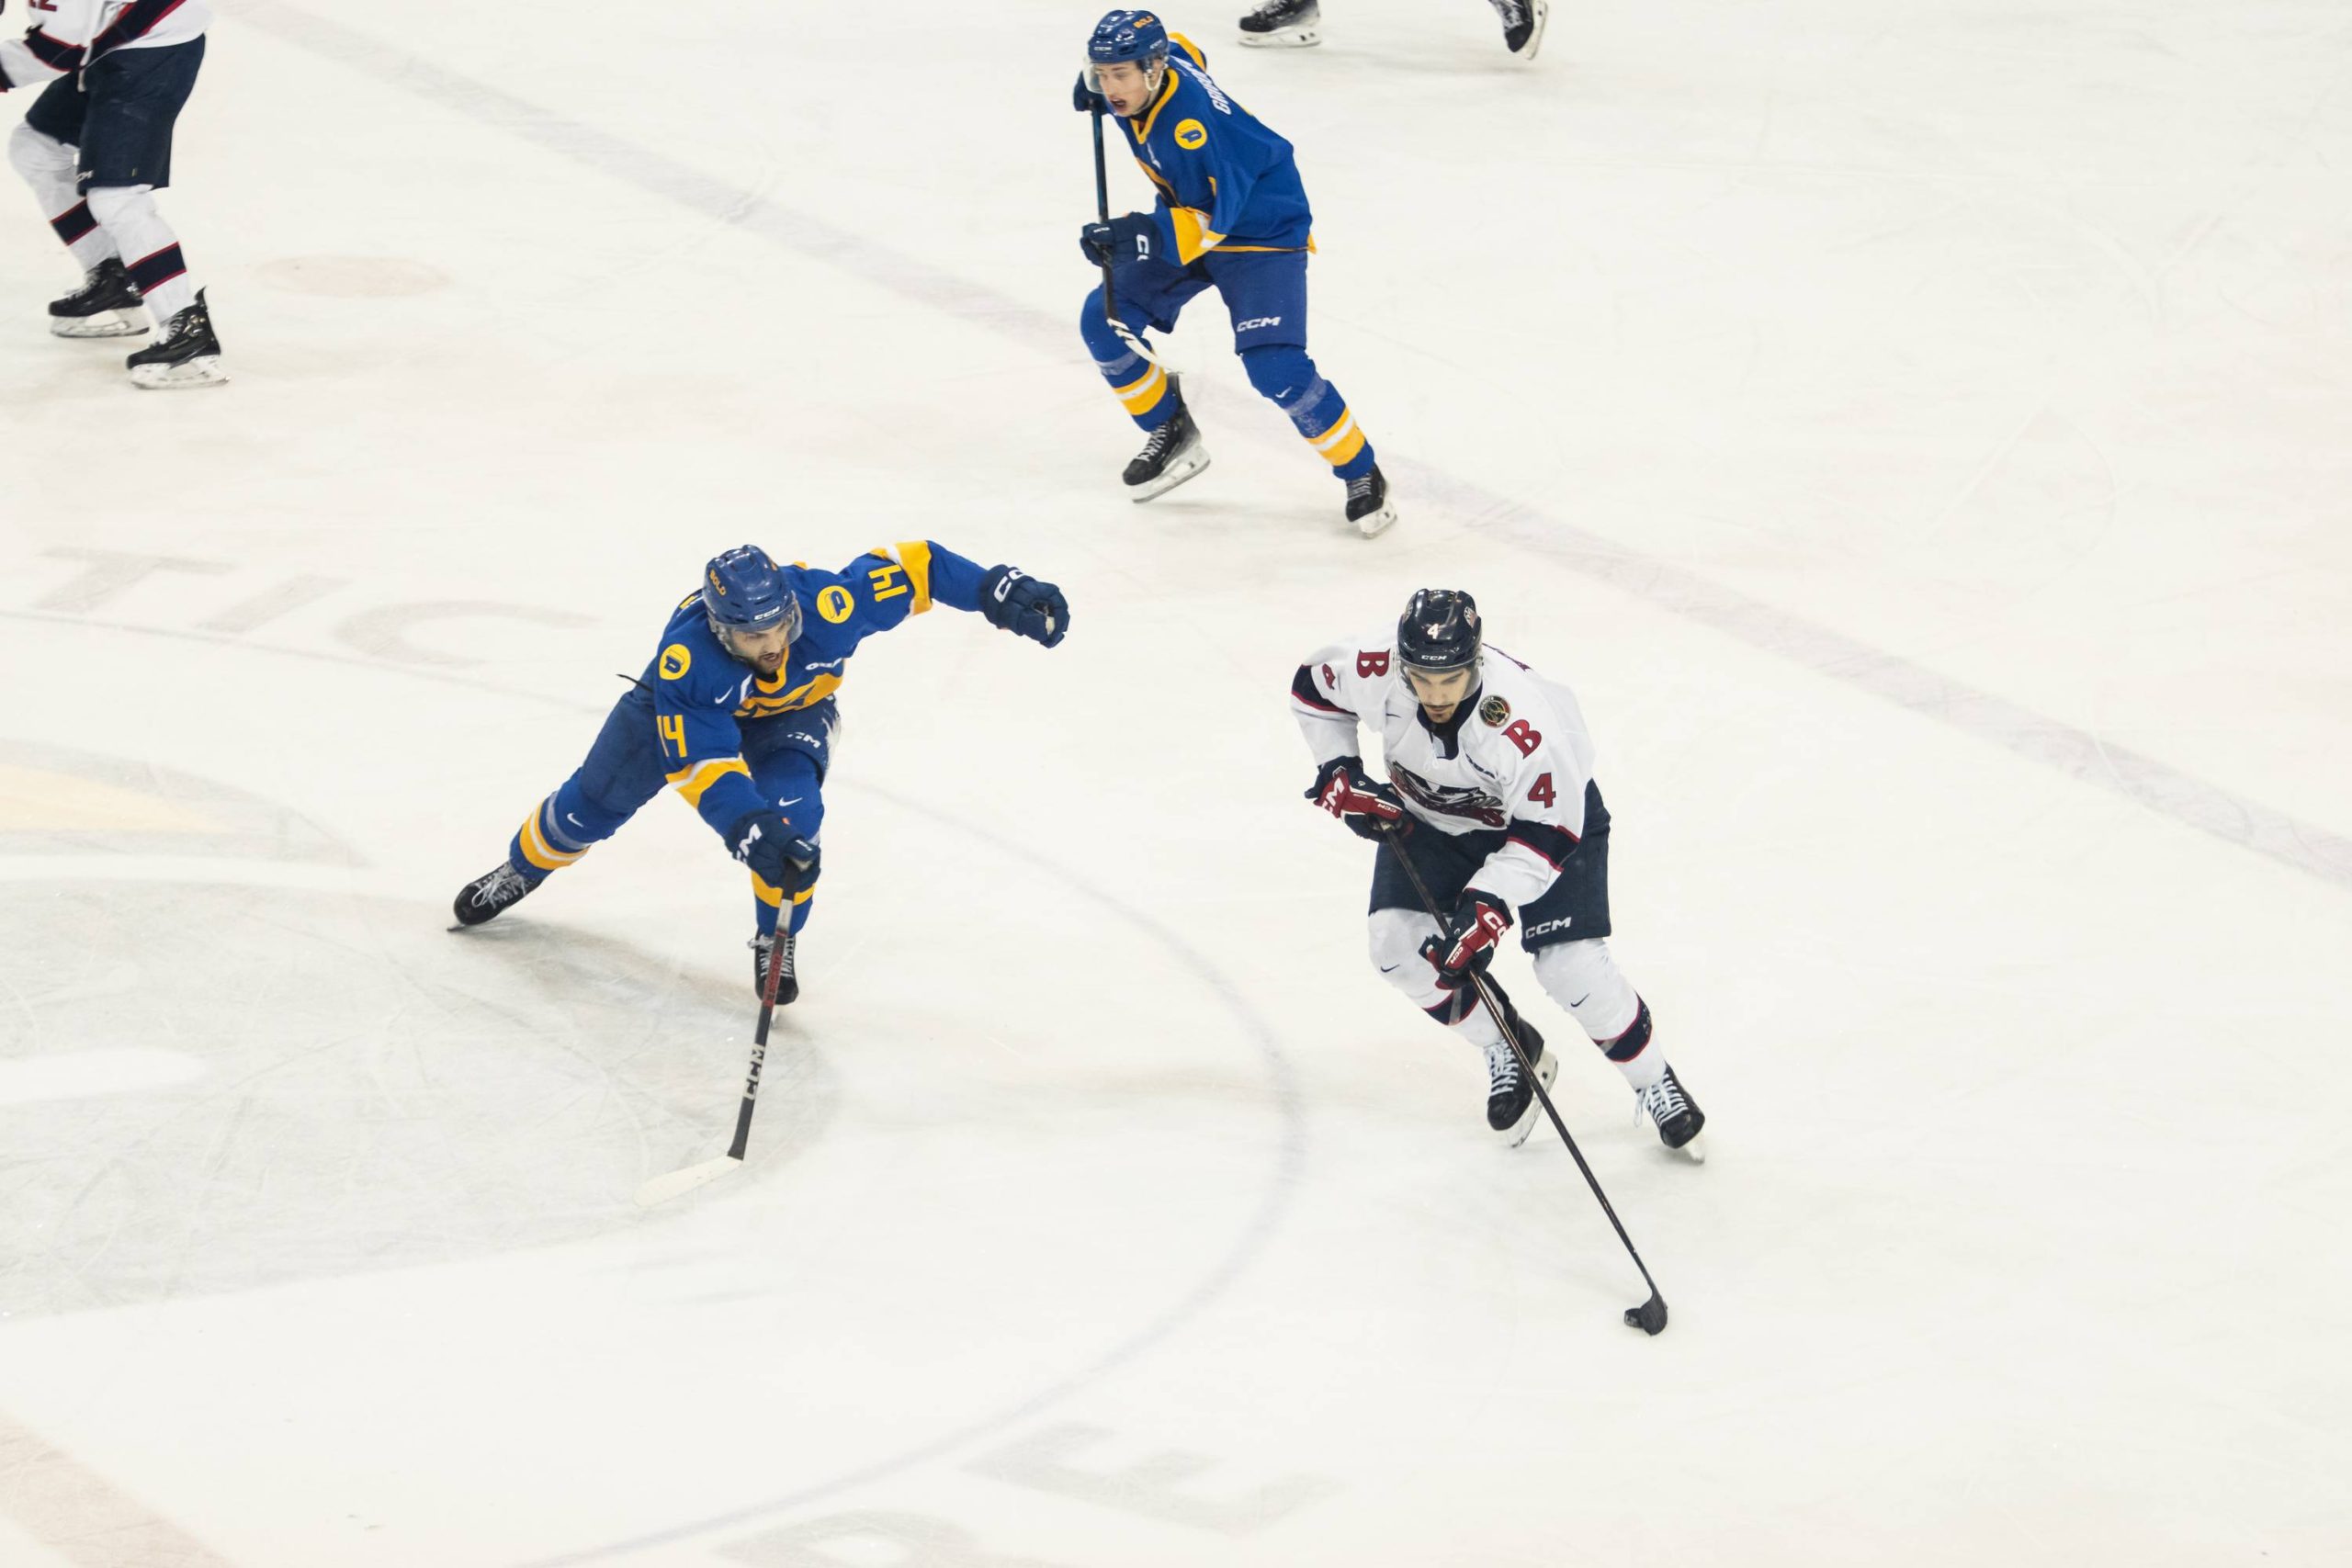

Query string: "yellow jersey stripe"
[667, 756, 751, 807]
[893, 539, 935, 613]
[1169, 207, 1227, 264]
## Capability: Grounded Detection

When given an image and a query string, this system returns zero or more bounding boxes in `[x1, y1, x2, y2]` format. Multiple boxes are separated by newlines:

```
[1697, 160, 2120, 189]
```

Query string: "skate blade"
[1127, 447, 1211, 502]
[1493, 1050, 1558, 1147]
[1511, 2, 1550, 60]
[1672, 1133, 1706, 1164]
[1238, 28, 1321, 48]
[130, 355, 229, 390]
[1353, 502, 1400, 539]
[51, 311, 148, 339]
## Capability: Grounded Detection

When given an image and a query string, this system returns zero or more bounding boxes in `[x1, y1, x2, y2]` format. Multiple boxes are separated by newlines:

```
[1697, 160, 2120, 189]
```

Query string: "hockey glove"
[1422, 890, 1512, 985]
[725, 810, 820, 897]
[979, 565, 1070, 648]
[1073, 73, 1109, 114]
[1306, 757, 1407, 841]
[1080, 213, 1157, 267]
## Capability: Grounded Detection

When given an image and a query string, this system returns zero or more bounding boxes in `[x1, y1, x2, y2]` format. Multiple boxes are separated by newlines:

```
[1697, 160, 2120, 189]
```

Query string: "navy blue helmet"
[1396, 589, 1481, 675]
[1088, 9, 1170, 71]
[701, 546, 802, 642]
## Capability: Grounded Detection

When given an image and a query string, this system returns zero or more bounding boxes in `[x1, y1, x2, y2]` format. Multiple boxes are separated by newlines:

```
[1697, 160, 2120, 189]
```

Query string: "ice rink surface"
[3, 0, 2349, 1562]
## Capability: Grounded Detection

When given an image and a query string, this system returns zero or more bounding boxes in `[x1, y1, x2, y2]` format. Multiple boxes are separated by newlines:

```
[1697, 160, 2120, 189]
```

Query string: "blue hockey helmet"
[701, 546, 802, 641]
[1396, 589, 1482, 676]
[1088, 10, 1170, 72]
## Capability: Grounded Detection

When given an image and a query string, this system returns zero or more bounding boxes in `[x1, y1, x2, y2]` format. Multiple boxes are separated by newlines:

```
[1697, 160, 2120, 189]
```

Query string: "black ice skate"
[1486, 1021, 1555, 1147]
[1489, 0, 1550, 60]
[451, 862, 541, 928]
[126, 288, 227, 389]
[1124, 380, 1213, 502]
[1344, 463, 1399, 539]
[1238, 0, 1322, 48]
[48, 256, 147, 339]
[1636, 1064, 1706, 1161]
[751, 930, 798, 1005]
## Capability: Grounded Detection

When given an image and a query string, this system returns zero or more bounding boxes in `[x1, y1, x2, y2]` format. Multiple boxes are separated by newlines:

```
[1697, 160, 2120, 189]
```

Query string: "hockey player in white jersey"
[1238, 1, 1547, 60]
[2, 0, 223, 387]
[1291, 589, 1703, 1154]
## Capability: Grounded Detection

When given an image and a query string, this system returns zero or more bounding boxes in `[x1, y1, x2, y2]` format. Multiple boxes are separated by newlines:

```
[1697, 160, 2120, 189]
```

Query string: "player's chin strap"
[1090, 107, 1164, 369]
[1383, 824, 1674, 1337]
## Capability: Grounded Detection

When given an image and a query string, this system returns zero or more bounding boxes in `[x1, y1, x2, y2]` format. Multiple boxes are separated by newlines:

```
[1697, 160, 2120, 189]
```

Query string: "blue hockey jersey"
[649, 541, 989, 835]
[1121, 35, 1313, 265]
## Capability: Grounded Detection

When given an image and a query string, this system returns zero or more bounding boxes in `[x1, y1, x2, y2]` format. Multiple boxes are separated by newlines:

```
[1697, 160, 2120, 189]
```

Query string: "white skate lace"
[1487, 1041, 1521, 1096]
[1247, 0, 1315, 20]
[1637, 1071, 1690, 1127]
[471, 864, 529, 907]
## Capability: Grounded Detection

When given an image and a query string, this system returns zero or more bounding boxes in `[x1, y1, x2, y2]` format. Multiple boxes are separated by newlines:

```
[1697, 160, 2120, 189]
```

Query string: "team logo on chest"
[1479, 694, 1511, 727]
[1174, 118, 1208, 150]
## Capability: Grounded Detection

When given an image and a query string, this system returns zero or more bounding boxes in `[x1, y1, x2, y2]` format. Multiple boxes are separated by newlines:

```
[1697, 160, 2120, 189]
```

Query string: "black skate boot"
[1488, 0, 1550, 59]
[1123, 380, 1212, 502]
[1486, 1020, 1555, 1147]
[1238, 0, 1322, 48]
[751, 930, 798, 1005]
[127, 288, 227, 389]
[1636, 1064, 1706, 1161]
[451, 862, 541, 928]
[1344, 463, 1398, 539]
[48, 256, 147, 339]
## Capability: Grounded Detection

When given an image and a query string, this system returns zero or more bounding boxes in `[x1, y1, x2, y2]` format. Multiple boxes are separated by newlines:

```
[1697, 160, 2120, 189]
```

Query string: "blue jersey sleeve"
[648, 627, 768, 838]
[806, 540, 992, 637]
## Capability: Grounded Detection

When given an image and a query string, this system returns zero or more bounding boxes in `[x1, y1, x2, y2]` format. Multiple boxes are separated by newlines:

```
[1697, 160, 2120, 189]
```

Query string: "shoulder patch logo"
[1479, 694, 1511, 727]
[1322, 663, 1338, 689]
[659, 643, 692, 680]
[816, 585, 856, 625]
[1174, 118, 1208, 150]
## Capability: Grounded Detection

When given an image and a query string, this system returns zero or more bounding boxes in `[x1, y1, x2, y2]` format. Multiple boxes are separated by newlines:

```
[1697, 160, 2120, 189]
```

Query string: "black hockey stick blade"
[1623, 1292, 1668, 1336]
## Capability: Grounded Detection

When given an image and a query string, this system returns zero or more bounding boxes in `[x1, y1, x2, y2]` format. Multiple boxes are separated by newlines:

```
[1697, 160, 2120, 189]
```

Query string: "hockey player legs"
[2, 25, 222, 384]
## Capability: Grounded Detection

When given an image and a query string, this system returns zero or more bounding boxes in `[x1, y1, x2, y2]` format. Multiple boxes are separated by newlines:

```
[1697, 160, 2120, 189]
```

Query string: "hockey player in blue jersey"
[451, 543, 1070, 1003]
[1235, 0, 1547, 59]
[1075, 10, 1399, 537]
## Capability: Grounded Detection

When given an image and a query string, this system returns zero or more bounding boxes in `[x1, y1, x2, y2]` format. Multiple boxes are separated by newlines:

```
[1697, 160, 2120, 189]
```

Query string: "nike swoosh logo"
[1379, 964, 1400, 974]
[775, 797, 803, 807]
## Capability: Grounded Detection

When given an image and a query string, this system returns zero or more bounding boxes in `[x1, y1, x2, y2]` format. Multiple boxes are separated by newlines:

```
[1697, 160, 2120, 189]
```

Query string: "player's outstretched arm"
[823, 544, 1069, 649]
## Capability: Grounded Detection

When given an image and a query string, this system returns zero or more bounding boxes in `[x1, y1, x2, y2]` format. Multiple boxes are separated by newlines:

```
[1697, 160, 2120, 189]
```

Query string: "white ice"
[3, 1, 2349, 1563]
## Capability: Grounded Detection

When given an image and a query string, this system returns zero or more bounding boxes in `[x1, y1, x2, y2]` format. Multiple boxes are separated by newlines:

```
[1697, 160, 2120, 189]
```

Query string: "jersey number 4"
[1526, 772, 1556, 807]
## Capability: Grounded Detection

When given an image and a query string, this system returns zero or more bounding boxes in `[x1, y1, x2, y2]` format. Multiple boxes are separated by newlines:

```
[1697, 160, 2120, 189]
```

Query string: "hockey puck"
[1623, 1295, 1668, 1336]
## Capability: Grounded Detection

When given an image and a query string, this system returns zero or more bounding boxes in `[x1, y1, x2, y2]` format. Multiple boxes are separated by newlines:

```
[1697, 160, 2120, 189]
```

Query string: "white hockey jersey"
[1291, 634, 1600, 908]
[0, 0, 210, 91]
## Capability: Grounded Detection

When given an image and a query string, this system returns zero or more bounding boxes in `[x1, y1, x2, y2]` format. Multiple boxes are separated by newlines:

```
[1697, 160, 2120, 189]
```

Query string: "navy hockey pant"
[1079, 246, 1375, 481]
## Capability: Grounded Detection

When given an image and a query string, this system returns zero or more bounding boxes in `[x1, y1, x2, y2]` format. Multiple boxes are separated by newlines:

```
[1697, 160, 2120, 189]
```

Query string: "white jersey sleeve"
[1289, 635, 1391, 767]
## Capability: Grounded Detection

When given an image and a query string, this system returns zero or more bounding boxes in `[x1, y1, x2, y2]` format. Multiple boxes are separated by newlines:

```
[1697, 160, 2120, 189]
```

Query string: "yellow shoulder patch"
[816, 584, 856, 625]
[1174, 118, 1207, 151]
[658, 643, 692, 680]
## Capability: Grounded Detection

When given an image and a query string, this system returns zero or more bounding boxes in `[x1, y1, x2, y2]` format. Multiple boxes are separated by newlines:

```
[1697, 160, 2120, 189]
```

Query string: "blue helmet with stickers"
[1088, 9, 1170, 72]
[700, 545, 803, 642]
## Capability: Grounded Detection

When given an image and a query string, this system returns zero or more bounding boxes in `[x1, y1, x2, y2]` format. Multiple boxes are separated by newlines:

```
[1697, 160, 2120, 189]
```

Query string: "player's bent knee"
[85, 184, 158, 228]
[1238, 343, 1315, 402]
[1368, 908, 1442, 991]
[1532, 938, 1640, 1038]
[6, 123, 75, 183]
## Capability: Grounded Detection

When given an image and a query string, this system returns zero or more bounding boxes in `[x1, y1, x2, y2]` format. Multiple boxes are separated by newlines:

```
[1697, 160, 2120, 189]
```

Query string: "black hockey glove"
[1306, 757, 1407, 841]
[1080, 212, 1156, 267]
[1422, 890, 1511, 985]
[979, 565, 1069, 648]
[725, 810, 820, 897]
[1073, 73, 1108, 114]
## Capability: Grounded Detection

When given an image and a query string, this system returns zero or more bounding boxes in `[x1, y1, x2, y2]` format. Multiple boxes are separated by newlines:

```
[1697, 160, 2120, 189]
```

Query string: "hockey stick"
[1385, 832, 1672, 1335]
[1090, 107, 1162, 368]
[633, 921, 789, 1209]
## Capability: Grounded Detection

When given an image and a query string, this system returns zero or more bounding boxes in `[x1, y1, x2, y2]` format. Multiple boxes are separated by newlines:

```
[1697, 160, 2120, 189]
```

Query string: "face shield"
[1401, 658, 1479, 714]
[713, 593, 803, 669]
[1085, 49, 1167, 111]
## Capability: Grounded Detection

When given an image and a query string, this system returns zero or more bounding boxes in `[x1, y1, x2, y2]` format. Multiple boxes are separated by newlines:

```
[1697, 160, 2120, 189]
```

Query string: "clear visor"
[1084, 52, 1165, 96]
[717, 595, 802, 656]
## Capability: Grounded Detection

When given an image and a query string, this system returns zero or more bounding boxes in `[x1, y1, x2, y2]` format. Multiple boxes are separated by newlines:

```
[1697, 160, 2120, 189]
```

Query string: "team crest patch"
[1479, 695, 1511, 727]
[1174, 118, 1208, 150]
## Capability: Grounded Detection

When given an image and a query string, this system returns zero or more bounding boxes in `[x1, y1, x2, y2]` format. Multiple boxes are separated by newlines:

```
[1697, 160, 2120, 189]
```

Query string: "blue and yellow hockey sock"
[1081, 293, 1179, 432]
[507, 791, 593, 882]
[1240, 344, 1376, 481]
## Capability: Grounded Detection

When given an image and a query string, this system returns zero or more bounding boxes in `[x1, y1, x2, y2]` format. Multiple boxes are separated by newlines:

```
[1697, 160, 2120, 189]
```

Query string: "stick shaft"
[1090, 108, 1159, 367]
[1386, 832, 1667, 1303]
[727, 928, 787, 1161]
